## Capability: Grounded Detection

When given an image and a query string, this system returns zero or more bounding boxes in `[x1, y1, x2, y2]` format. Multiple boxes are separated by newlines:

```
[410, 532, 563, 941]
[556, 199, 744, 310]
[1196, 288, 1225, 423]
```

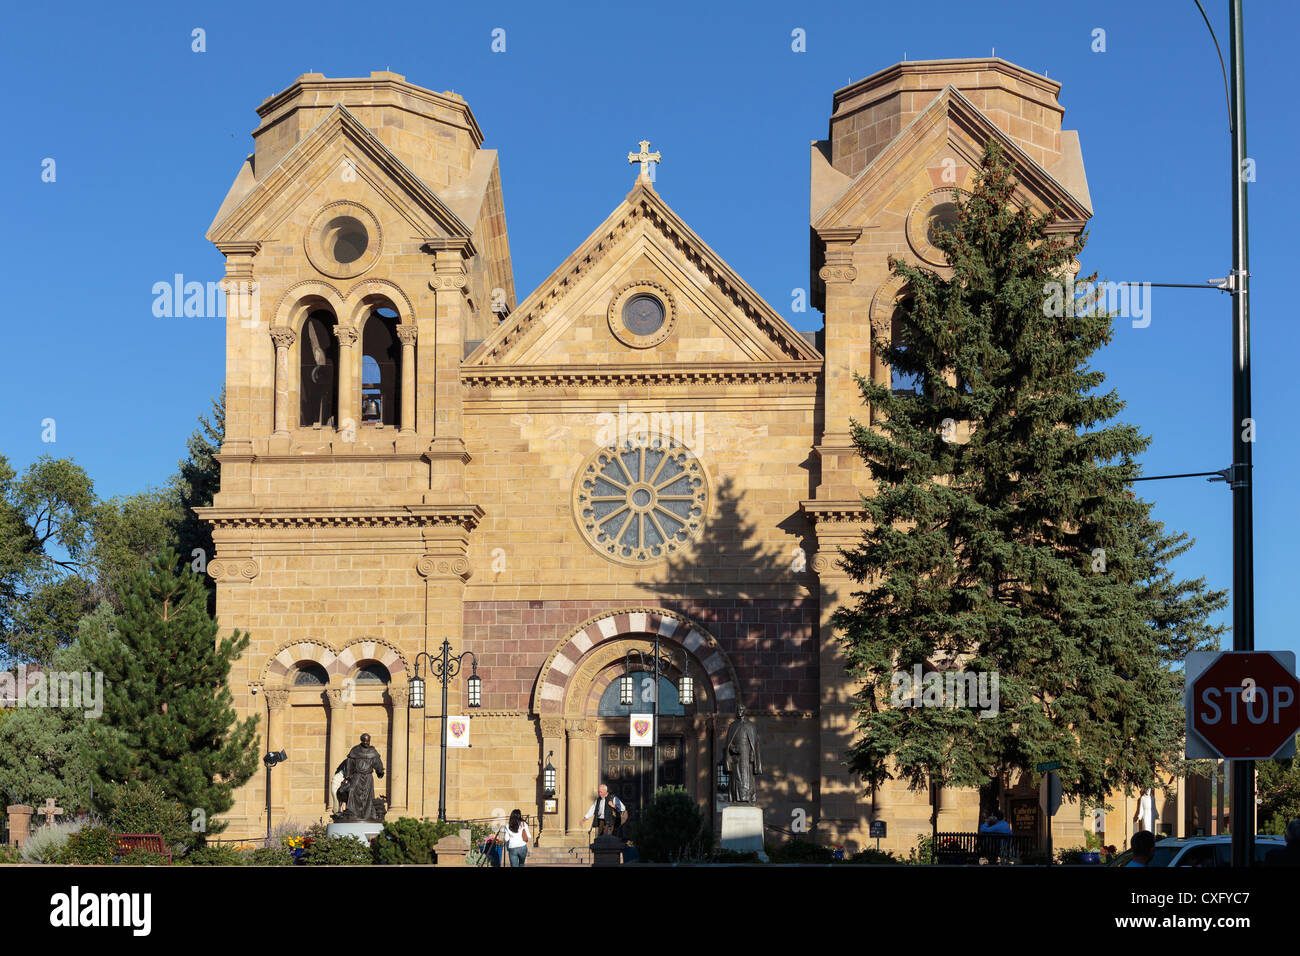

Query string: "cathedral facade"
[201, 58, 1102, 853]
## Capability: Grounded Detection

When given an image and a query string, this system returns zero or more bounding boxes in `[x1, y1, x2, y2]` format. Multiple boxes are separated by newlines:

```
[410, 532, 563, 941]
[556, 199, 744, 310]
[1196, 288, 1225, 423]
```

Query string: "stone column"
[336, 326, 359, 438]
[265, 689, 290, 820]
[396, 324, 417, 435]
[389, 685, 410, 814]
[268, 328, 296, 438]
[565, 720, 593, 838]
[423, 239, 473, 500]
[325, 688, 350, 812]
[215, 241, 261, 456]
[5, 805, 33, 849]
[813, 227, 866, 500]
[538, 717, 566, 846]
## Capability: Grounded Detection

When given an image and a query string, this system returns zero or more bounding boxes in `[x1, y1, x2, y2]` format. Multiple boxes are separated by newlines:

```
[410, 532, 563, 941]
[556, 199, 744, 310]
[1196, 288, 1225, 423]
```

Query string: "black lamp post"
[621, 639, 692, 798]
[409, 639, 482, 822]
[262, 749, 287, 843]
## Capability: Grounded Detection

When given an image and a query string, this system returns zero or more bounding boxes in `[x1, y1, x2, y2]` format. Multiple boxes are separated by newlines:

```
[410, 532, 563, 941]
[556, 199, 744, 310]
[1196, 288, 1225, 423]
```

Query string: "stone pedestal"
[720, 805, 768, 861]
[5, 805, 33, 849]
[434, 832, 469, 867]
[591, 834, 624, 866]
[326, 821, 384, 846]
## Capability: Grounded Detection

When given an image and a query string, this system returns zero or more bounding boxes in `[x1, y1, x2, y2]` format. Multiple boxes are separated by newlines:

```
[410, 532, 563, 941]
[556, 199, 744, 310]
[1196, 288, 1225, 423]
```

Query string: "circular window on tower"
[609, 282, 676, 348]
[906, 187, 969, 266]
[572, 437, 710, 566]
[306, 201, 383, 279]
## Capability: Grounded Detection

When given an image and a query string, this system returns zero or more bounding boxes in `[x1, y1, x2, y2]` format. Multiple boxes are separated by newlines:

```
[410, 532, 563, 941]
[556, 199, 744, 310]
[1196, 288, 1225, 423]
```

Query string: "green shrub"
[1057, 847, 1087, 866]
[712, 848, 762, 863]
[62, 826, 118, 865]
[183, 843, 247, 866]
[103, 781, 190, 854]
[372, 817, 443, 865]
[628, 786, 709, 863]
[0, 843, 20, 864]
[116, 849, 169, 866]
[767, 838, 834, 864]
[20, 821, 82, 863]
[304, 834, 373, 866]
[248, 845, 294, 866]
[841, 848, 900, 864]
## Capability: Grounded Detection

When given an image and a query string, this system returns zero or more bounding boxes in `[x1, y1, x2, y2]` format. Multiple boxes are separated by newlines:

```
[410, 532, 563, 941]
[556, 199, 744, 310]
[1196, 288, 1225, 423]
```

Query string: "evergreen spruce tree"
[171, 390, 224, 592]
[82, 547, 258, 837]
[833, 141, 1224, 804]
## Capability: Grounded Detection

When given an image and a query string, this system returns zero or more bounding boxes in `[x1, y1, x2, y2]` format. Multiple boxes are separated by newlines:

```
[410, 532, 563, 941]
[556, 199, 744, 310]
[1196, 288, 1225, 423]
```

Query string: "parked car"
[1106, 834, 1284, 867]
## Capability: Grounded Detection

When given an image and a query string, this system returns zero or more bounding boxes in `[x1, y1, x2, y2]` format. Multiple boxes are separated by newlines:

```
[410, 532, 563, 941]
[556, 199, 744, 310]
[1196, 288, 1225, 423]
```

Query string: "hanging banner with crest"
[629, 714, 653, 747]
[446, 716, 471, 748]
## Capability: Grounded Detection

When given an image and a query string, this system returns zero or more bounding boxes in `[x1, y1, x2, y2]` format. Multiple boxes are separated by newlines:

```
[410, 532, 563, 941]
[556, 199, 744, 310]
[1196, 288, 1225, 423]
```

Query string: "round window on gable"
[622, 293, 666, 336]
[324, 215, 369, 264]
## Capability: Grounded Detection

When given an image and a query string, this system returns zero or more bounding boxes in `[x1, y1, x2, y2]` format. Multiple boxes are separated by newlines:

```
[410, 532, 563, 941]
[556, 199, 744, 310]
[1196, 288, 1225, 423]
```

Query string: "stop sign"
[1188, 651, 1300, 759]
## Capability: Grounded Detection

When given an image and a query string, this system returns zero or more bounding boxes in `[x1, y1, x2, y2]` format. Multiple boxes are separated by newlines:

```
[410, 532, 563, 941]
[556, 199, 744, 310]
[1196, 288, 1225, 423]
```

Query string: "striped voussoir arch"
[534, 608, 738, 715]
[262, 639, 407, 685]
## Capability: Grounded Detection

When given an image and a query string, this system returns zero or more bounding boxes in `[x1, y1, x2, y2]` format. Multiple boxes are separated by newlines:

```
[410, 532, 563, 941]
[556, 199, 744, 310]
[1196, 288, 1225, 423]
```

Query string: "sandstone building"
[201, 58, 1192, 854]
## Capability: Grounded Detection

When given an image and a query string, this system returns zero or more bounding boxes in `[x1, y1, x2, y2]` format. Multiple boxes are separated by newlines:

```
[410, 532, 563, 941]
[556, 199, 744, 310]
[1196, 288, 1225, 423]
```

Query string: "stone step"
[506, 846, 592, 867]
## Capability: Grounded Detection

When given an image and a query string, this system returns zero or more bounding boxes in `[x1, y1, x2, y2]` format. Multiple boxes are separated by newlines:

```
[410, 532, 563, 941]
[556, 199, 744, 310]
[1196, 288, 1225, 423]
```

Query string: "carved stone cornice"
[818, 265, 859, 283]
[269, 326, 296, 349]
[265, 689, 290, 710]
[207, 557, 260, 582]
[335, 326, 359, 346]
[395, 324, 418, 346]
[215, 240, 263, 257]
[799, 499, 872, 525]
[200, 505, 484, 532]
[462, 361, 821, 390]
[416, 554, 472, 581]
[429, 272, 470, 292]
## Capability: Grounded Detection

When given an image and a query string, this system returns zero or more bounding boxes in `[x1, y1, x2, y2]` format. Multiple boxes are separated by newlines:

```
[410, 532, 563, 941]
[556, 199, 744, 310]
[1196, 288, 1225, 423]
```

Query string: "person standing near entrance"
[504, 809, 531, 867]
[582, 783, 627, 836]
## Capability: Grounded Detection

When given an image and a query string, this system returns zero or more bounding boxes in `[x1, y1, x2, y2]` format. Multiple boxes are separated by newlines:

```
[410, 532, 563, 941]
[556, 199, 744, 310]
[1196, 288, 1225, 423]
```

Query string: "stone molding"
[201, 505, 483, 531]
[462, 361, 820, 390]
[207, 557, 260, 582]
[416, 554, 472, 581]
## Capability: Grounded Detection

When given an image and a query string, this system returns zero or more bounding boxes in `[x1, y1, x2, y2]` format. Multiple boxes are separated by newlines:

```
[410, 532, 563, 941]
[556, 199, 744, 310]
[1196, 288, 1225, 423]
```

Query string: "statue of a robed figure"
[333, 733, 387, 822]
[723, 705, 762, 804]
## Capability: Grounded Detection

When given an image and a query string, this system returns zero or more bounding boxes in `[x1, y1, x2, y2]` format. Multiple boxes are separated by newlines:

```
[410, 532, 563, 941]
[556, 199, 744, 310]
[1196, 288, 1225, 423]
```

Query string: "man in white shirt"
[582, 783, 627, 836]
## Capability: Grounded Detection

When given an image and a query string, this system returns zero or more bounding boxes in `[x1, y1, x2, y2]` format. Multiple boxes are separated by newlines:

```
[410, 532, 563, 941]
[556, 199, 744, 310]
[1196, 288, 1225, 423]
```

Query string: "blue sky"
[1, 0, 1296, 655]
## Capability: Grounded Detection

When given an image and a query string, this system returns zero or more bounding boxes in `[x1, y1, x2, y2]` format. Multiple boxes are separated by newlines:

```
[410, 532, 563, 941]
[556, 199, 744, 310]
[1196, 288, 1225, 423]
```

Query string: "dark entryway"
[599, 734, 685, 820]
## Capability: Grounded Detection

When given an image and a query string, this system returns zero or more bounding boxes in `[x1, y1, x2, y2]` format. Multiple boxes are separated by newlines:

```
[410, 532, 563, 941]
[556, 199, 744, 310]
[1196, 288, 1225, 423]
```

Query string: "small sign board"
[1036, 760, 1061, 773]
[869, 820, 887, 838]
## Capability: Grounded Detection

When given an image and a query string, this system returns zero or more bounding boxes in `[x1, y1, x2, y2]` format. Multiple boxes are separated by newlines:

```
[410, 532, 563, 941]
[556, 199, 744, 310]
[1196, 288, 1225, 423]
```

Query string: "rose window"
[573, 439, 709, 565]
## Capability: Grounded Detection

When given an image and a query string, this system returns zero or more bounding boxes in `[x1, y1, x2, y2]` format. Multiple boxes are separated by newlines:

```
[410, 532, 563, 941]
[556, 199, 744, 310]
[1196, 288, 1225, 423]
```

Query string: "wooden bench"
[115, 833, 172, 864]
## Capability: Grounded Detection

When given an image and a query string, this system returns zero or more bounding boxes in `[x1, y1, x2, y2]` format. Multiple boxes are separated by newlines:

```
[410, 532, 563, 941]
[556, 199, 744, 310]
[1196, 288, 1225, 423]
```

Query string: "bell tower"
[199, 72, 513, 832]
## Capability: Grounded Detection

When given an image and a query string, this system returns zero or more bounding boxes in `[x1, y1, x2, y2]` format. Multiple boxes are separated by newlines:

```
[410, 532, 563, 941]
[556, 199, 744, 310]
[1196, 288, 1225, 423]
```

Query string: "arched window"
[361, 307, 400, 427]
[597, 674, 685, 716]
[293, 663, 329, 686]
[299, 309, 339, 427]
[355, 662, 391, 685]
[890, 301, 921, 396]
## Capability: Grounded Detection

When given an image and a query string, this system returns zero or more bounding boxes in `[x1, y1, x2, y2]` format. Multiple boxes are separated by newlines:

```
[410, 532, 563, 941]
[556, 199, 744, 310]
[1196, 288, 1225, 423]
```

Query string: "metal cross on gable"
[628, 140, 661, 182]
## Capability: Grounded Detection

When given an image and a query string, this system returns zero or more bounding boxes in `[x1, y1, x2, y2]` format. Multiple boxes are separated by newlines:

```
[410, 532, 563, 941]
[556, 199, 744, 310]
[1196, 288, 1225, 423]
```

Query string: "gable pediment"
[206, 103, 472, 245]
[812, 86, 1092, 233]
[464, 182, 819, 386]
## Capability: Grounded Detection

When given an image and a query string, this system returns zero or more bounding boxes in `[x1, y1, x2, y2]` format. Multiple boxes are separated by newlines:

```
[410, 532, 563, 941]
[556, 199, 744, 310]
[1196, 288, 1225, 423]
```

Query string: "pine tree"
[81, 547, 258, 837]
[832, 141, 1224, 804]
[171, 390, 224, 586]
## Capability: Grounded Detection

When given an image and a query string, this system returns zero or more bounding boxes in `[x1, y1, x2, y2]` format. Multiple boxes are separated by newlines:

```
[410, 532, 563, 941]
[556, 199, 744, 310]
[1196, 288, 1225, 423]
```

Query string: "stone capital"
[539, 717, 566, 738]
[388, 685, 410, 707]
[335, 326, 359, 346]
[818, 265, 859, 283]
[416, 554, 472, 581]
[268, 327, 296, 350]
[325, 687, 347, 709]
[265, 689, 290, 710]
[396, 324, 418, 346]
[565, 719, 592, 740]
[429, 272, 469, 292]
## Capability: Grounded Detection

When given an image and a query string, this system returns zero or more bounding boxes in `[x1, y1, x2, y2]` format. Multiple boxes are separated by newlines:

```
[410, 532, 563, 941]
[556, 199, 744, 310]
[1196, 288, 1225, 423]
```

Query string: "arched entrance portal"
[532, 608, 739, 846]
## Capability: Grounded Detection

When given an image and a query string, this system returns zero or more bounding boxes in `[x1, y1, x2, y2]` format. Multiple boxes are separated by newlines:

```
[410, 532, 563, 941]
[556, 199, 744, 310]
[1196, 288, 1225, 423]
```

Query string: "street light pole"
[411, 640, 482, 823]
[1227, 0, 1255, 869]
